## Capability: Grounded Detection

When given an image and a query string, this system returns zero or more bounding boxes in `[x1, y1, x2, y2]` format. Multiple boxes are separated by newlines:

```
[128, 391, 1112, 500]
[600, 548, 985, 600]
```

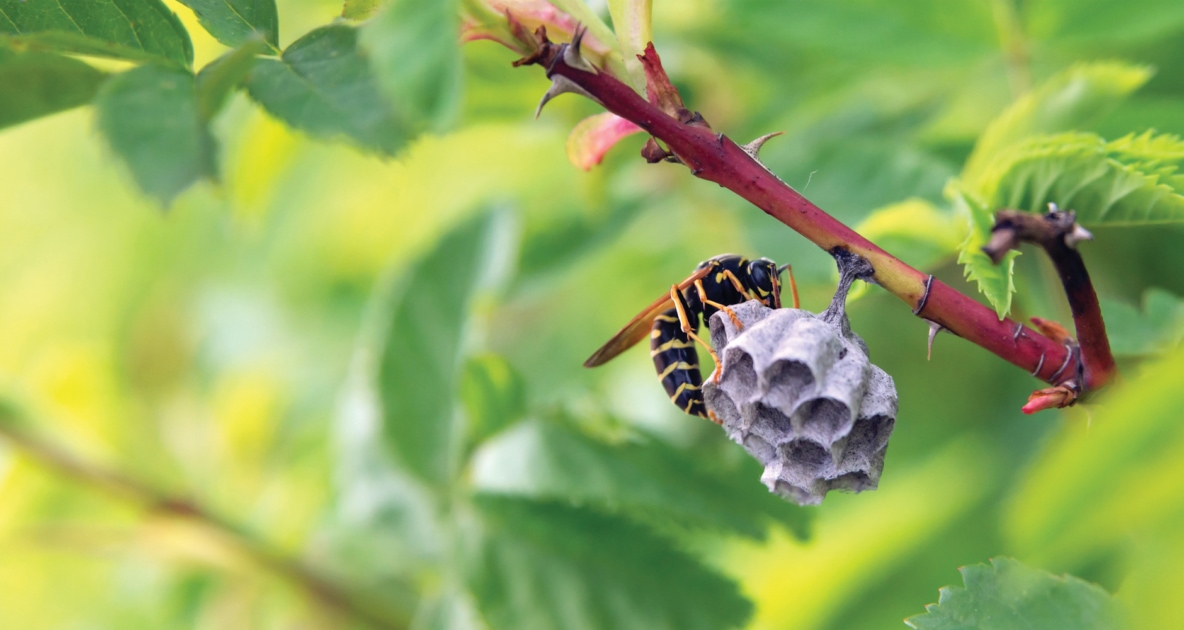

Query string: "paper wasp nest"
[703, 273, 897, 506]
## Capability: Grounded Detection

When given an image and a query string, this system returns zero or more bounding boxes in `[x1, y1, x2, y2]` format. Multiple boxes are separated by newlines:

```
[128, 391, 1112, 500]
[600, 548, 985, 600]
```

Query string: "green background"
[1, 0, 1183, 628]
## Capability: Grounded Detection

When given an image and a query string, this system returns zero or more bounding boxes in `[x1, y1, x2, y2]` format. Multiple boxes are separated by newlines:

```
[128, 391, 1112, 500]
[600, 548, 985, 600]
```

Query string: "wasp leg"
[694, 278, 745, 331]
[785, 264, 800, 309]
[671, 285, 724, 383]
[720, 268, 749, 296]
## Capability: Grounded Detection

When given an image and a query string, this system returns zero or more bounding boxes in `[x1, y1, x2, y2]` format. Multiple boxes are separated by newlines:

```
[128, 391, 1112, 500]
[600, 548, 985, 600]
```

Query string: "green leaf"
[1004, 345, 1184, 568]
[360, 0, 462, 132]
[962, 62, 1152, 189]
[94, 65, 215, 205]
[470, 418, 809, 538]
[952, 189, 1019, 318]
[245, 24, 408, 155]
[379, 212, 501, 487]
[0, 0, 193, 67]
[468, 495, 752, 630]
[982, 131, 1184, 226]
[195, 38, 267, 122]
[459, 353, 527, 452]
[0, 45, 106, 130]
[905, 557, 1121, 630]
[175, 0, 278, 48]
[854, 198, 965, 271]
[607, 0, 652, 90]
[1100, 288, 1184, 356]
[342, 0, 381, 21]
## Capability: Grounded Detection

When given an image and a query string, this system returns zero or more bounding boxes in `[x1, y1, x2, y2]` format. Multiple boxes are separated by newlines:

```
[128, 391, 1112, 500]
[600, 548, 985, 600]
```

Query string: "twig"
[983, 207, 1117, 392]
[513, 30, 1080, 389]
[0, 411, 405, 630]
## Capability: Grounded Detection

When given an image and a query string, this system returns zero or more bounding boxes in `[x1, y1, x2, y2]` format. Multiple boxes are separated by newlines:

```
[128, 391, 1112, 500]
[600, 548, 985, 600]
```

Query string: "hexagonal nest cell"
[704, 300, 897, 505]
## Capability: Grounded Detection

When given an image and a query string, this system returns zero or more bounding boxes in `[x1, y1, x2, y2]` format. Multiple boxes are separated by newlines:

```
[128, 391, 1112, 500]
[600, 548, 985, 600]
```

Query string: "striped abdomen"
[650, 309, 707, 418]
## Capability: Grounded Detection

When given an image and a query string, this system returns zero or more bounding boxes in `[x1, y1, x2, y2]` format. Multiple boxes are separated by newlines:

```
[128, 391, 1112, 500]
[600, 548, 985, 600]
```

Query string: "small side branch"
[983, 207, 1117, 393]
[0, 410, 404, 630]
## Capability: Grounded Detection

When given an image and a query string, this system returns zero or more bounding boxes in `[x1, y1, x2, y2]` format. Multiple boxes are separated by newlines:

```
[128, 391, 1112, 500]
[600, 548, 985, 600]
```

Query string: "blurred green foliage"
[1, 0, 1184, 628]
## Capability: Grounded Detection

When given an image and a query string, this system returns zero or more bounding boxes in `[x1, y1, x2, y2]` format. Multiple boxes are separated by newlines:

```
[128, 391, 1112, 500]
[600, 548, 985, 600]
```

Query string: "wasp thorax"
[703, 261, 897, 506]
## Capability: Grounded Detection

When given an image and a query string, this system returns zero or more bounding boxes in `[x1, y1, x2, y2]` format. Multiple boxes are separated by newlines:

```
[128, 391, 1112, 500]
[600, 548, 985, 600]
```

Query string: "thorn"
[534, 75, 597, 118]
[741, 132, 784, 159]
[562, 24, 596, 73]
[1064, 224, 1094, 249]
[924, 319, 944, 361]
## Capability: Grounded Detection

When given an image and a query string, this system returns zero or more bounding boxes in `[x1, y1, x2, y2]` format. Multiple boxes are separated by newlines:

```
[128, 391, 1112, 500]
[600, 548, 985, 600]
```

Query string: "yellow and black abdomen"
[650, 309, 707, 418]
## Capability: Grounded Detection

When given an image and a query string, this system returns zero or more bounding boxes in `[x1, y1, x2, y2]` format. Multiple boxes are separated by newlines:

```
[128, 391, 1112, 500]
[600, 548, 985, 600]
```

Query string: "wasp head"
[746, 258, 782, 309]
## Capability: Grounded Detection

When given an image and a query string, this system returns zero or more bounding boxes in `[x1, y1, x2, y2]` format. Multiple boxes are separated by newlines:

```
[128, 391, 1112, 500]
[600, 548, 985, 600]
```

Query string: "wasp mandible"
[584, 254, 799, 422]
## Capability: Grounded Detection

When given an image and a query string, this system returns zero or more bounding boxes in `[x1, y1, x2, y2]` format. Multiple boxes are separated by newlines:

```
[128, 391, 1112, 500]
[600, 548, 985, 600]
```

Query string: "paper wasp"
[584, 254, 798, 422]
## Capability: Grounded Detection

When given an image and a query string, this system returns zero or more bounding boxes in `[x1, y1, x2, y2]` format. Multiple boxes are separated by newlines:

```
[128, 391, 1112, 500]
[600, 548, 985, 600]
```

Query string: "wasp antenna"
[777, 263, 800, 309]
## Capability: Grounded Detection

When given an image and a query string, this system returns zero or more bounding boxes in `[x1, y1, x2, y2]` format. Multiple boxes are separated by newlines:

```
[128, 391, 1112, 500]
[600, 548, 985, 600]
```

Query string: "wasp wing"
[583, 265, 713, 367]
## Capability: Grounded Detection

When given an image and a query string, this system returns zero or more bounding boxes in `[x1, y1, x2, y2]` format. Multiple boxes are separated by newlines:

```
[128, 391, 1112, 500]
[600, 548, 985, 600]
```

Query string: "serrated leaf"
[983, 131, 1184, 226]
[1100, 288, 1184, 356]
[94, 65, 215, 205]
[952, 189, 1019, 318]
[1004, 345, 1184, 568]
[0, 0, 193, 67]
[0, 45, 106, 130]
[342, 0, 382, 20]
[468, 495, 751, 630]
[566, 112, 642, 170]
[245, 24, 408, 155]
[459, 353, 527, 452]
[854, 198, 964, 271]
[175, 0, 278, 48]
[195, 38, 267, 121]
[361, 0, 462, 132]
[607, 0, 651, 90]
[962, 62, 1152, 189]
[378, 212, 501, 487]
[470, 418, 808, 538]
[905, 557, 1121, 630]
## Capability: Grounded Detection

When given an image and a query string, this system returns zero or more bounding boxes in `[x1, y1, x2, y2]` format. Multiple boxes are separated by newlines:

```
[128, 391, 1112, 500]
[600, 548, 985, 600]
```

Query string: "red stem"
[522, 38, 1080, 386]
[984, 210, 1117, 390]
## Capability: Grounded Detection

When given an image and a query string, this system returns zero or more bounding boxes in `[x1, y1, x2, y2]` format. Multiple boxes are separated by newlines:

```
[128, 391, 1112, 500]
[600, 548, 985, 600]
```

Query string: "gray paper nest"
[703, 258, 897, 505]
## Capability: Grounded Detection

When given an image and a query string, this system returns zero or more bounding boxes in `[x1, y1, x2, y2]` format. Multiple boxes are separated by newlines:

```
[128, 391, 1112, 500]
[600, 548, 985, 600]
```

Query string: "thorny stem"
[0, 412, 405, 630]
[984, 209, 1117, 391]
[516, 32, 1085, 391]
